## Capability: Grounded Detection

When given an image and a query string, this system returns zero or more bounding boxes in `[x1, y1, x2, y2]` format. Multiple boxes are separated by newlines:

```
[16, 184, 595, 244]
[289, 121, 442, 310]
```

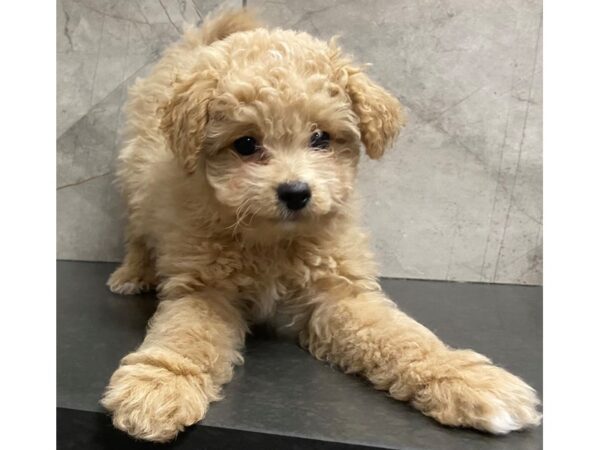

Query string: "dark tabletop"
[57, 260, 542, 450]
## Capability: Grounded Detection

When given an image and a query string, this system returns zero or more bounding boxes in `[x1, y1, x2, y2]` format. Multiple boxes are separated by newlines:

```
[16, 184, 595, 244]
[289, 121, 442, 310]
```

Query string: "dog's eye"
[310, 131, 330, 150]
[233, 136, 259, 156]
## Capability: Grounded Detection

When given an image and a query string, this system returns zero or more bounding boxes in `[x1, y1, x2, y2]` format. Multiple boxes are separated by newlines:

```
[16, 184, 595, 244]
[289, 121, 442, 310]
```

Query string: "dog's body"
[102, 9, 541, 442]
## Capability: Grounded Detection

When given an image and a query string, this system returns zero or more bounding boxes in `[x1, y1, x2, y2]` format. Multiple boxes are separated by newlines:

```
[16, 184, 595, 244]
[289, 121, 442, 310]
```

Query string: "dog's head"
[161, 27, 405, 238]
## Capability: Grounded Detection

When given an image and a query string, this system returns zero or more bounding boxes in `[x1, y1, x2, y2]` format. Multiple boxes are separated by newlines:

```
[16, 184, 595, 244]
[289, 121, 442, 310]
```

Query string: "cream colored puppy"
[101, 9, 541, 442]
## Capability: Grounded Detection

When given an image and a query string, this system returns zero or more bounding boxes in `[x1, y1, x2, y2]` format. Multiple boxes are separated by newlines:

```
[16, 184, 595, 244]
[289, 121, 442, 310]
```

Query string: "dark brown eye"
[310, 131, 330, 150]
[233, 136, 259, 156]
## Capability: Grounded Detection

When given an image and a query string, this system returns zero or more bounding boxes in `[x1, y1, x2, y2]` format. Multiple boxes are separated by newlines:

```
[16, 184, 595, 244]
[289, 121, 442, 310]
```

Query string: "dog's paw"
[107, 265, 156, 295]
[412, 349, 541, 434]
[101, 360, 215, 442]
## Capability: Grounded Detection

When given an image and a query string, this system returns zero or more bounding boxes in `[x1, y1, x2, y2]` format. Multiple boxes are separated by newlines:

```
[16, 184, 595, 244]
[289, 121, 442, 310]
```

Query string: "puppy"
[101, 9, 541, 442]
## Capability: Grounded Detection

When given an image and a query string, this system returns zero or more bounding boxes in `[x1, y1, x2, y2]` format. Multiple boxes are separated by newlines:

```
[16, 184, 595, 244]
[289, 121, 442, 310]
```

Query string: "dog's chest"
[238, 242, 337, 284]
[235, 244, 337, 324]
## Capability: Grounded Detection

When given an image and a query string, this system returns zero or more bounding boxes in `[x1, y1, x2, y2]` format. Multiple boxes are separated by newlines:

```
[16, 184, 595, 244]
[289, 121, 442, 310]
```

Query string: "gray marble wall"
[57, 0, 542, 285]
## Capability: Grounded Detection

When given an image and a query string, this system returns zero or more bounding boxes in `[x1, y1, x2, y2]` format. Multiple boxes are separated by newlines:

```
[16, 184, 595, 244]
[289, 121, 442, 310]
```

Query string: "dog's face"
[162, 29, 405, 237]
[202, 62, 364, 234]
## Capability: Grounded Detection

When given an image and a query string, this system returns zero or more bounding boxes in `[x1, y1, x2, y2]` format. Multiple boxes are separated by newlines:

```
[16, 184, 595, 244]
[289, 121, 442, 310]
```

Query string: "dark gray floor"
[57, 261, 542, 450]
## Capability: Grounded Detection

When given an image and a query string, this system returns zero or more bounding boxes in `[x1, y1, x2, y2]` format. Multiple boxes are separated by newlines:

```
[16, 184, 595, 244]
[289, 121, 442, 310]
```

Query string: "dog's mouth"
[259, 207, 312, 229]
[281, 209, 306, 221]
[267, 209, 306, 225]
[232, 200, 327, 232]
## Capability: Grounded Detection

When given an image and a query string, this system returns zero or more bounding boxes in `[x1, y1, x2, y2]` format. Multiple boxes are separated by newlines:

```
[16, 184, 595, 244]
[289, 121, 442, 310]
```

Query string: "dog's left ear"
[345, 68, 406, 159]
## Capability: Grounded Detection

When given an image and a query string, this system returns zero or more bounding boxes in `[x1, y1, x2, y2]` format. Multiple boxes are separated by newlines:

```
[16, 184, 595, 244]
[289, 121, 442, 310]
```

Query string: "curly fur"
[101, 8, 541, 442]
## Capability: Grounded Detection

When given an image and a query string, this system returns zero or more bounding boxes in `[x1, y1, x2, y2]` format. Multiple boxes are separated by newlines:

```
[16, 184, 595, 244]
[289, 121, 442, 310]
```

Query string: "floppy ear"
[160, 72, 216, 173]
[345, 69, 406, 159]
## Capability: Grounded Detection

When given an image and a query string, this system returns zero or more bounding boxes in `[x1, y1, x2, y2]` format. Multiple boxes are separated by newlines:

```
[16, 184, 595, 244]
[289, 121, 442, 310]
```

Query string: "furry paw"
[101, 357, 217, 442]
[107, 265, 156, 295]
[412, 349, 541, 434]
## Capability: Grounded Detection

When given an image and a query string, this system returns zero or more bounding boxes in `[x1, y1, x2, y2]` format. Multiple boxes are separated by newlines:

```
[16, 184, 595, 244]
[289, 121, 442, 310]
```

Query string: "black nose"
[277, 181, 311, 211]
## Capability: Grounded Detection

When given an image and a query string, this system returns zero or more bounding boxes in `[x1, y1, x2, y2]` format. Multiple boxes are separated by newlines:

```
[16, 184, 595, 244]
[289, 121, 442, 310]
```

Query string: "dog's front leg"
[302, 286, 541, 434]
[101, 293, 246, 442]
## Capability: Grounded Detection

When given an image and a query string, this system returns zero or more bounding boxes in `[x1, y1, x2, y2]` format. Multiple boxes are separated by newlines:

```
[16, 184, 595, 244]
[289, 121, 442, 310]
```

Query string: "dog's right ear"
[160, 72, 217, 173]
[328, 40, 405, 159]
[345, 68, 405, 160]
